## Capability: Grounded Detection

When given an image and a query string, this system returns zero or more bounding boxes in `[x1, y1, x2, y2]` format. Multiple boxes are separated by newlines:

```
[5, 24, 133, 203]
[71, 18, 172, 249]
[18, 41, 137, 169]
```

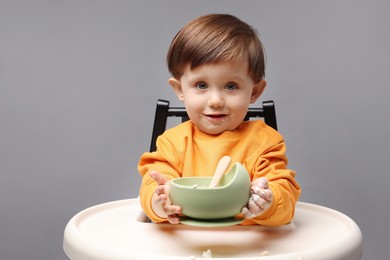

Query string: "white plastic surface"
[63, 199, 363, 260]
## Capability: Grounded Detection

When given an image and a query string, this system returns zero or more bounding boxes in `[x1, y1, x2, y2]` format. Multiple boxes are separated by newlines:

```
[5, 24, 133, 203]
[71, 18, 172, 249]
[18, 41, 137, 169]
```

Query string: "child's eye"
[225, 83, 238, 91]
[195, 82, 208, 89]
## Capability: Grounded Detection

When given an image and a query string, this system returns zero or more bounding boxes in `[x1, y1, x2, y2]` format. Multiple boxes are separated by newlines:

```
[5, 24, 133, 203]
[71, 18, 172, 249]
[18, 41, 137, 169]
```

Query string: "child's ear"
[168, 78, 184, 101]
[250, 80, 266, 103]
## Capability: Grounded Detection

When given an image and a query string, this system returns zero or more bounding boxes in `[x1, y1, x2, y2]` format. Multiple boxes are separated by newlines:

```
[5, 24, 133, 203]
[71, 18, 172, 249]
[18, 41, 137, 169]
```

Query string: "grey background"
[1, 0, 389, 259]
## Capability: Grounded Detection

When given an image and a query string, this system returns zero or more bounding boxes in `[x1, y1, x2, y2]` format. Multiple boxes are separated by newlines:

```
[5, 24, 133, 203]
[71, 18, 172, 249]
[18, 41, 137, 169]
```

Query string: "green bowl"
[169, 163, 251, 220]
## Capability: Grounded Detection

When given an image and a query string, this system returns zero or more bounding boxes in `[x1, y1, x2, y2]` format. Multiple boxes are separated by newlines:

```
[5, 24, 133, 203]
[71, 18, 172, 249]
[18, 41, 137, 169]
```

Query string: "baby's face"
[170, 60, 265, 135]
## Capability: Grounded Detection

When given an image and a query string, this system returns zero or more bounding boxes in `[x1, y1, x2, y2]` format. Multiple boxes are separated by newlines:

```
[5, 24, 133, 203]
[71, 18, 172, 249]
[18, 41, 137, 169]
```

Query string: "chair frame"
[150, 99, 277, 152]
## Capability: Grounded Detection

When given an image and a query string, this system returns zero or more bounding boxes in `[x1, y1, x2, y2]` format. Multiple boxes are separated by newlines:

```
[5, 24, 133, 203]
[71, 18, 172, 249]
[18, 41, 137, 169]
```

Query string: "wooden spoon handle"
[209, 156, 232, 188]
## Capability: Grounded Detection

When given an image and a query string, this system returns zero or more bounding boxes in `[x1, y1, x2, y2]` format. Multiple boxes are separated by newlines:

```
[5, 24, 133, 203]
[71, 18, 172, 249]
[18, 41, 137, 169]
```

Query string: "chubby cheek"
[232, 103, 249, 119]
[183, 100, 202, 118]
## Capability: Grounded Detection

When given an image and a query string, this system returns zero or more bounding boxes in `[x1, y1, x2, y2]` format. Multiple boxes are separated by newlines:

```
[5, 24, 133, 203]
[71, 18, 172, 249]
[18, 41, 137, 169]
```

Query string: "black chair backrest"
[150, 99, 277, 152]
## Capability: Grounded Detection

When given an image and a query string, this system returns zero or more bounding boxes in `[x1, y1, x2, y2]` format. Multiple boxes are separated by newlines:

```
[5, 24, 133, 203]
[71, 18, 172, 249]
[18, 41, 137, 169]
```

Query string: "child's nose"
[207, 91, 224, 108]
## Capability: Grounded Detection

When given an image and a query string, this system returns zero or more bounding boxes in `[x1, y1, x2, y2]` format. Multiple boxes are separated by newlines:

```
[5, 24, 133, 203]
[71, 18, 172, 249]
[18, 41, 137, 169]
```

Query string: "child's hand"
[241, 177, 273, 219]
[150, 171, 182, 224]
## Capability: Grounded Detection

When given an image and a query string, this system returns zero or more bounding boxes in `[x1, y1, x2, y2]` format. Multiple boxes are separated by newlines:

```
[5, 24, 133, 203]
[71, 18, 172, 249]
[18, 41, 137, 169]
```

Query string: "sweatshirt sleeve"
[138, 135, 183, 223]
[242, 138, 301, 226]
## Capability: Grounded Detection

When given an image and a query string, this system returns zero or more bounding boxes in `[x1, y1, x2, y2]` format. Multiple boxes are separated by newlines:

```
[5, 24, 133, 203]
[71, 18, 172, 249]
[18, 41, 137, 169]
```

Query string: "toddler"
[138, 14, 301, 225]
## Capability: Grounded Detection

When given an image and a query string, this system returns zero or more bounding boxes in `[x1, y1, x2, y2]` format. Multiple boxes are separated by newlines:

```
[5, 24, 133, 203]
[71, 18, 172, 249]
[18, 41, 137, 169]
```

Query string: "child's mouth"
[204, 113, 229, 120]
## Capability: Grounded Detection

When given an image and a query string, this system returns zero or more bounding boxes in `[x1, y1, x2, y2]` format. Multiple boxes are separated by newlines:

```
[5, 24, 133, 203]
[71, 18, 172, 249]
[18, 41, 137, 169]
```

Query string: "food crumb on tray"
[202, 249, 213, 258]
[189, 248, 271, 259]
[260, 250, 270, 256]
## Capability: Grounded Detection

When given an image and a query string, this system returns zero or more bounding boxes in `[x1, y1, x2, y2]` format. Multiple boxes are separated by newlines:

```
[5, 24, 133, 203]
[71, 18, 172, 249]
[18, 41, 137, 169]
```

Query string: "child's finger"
[251, 186, 273, 202]
[241, 206, 256, 219]
[252, 177, 268, 189]
[252, 194, 270, 210]
[150, 171, 169, 185]
[262, 190, 273, 201]
[163, 204, 182, 216]
[167, 214, 181, 224]
[155, 186, 165, 196]
[247, 197, 262, 216]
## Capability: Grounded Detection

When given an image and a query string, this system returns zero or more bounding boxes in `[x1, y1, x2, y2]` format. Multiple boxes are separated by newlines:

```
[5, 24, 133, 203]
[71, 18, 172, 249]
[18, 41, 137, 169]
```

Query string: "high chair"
[150, 99, 277, 152]
[63, 99, 363, 260]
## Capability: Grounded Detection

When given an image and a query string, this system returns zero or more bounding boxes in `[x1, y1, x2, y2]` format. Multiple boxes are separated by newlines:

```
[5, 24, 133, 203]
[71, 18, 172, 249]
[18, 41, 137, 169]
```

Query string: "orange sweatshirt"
[138, 120, 301, 226]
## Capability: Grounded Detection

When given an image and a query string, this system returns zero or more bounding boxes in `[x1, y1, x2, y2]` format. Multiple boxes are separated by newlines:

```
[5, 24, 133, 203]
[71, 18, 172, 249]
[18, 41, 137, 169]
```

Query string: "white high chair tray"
[63, 198, 363, 260]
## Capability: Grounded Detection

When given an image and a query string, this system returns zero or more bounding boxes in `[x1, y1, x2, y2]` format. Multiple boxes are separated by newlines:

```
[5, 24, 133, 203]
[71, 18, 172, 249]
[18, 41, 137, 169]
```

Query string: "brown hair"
[167, 14, 265, 83]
